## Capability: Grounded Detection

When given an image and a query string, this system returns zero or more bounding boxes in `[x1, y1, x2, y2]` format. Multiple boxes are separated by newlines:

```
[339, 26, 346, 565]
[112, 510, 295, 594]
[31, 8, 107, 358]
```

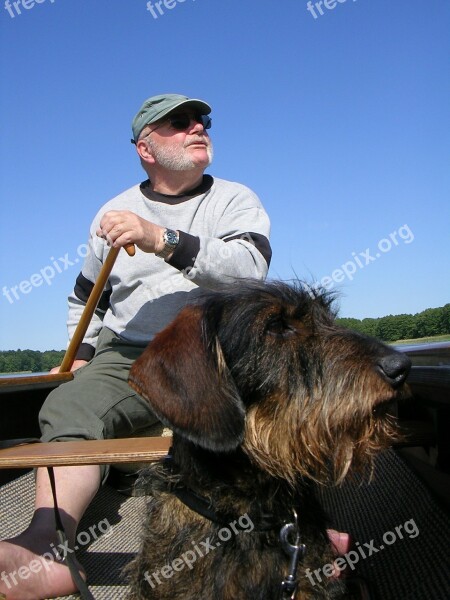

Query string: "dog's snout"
[377, 352, 411, 387]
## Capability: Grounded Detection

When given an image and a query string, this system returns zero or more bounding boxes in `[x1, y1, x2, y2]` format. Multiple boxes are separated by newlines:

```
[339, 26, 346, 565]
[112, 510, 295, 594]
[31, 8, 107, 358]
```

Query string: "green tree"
[336, 317, 362, 332]
[42, 351, 66, 371]
[415, 308, 442, 338]
[375, 315, 403, 342]
[438, 304, 450, 334]
[359, 318, 378, 338]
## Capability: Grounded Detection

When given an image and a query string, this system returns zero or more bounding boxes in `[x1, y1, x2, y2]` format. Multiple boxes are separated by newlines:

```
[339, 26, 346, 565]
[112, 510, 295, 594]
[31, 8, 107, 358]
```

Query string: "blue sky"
[0, 0, 449, 351]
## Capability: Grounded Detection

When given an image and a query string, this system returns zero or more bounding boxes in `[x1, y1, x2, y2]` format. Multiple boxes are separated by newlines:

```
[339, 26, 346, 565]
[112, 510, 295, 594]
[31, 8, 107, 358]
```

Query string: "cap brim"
[148, 98, 212, 124]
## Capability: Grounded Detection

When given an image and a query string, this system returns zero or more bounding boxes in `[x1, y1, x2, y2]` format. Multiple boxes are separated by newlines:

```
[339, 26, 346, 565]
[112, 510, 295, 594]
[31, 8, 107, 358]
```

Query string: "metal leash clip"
[280, 510, 306, 599]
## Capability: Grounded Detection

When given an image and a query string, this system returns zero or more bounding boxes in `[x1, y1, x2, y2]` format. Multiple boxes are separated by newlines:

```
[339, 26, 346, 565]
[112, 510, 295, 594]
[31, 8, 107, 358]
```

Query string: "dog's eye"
[266, 317, 296, 338]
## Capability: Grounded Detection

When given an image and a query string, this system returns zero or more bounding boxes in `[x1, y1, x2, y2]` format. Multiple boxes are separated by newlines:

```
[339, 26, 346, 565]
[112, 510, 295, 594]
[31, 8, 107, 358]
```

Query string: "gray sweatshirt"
[68, 175, 272, 360]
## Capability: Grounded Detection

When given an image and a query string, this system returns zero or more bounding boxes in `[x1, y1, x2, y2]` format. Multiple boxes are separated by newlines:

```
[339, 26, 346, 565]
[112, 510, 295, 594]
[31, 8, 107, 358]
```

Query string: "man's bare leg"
[0, 464, 101, 600]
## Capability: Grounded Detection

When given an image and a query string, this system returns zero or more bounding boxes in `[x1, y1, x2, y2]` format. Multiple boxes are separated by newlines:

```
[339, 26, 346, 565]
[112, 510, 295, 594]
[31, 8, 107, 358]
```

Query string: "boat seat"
[0, 436, 171, 470]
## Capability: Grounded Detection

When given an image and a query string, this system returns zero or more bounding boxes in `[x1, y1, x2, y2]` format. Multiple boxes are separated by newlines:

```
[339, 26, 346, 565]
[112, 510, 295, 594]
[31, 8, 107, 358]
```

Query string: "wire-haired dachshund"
[127, 281, 411, 599]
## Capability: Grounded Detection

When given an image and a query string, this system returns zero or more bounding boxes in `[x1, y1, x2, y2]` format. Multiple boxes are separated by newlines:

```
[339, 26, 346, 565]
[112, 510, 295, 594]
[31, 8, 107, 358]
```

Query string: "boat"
[0, 341, 448, 599]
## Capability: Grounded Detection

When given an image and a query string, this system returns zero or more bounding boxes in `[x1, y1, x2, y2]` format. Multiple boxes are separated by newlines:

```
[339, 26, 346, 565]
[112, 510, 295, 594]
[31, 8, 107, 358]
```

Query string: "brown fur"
[126, 281, 411, 599]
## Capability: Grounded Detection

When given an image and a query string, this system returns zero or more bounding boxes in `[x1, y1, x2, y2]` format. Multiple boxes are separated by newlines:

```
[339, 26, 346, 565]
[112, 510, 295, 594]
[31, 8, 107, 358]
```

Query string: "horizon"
[2, 301, 449, 352]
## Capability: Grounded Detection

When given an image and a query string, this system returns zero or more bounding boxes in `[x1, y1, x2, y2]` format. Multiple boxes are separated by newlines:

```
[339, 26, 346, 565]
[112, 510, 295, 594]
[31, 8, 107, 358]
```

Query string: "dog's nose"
[377, 352, 411, 387]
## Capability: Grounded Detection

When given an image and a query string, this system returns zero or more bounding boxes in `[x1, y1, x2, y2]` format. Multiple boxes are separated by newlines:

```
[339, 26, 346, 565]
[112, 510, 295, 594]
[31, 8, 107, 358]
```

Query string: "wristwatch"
[156, 228, 179, 259]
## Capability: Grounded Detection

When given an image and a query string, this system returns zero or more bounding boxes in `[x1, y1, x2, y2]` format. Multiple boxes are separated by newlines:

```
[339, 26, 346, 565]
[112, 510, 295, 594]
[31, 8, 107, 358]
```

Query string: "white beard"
[148, 138, 214, 171]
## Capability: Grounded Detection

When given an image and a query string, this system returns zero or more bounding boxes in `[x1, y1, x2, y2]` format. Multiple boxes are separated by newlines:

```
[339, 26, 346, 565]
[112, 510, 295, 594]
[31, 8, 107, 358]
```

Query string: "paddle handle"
[59, 243, 135, 373]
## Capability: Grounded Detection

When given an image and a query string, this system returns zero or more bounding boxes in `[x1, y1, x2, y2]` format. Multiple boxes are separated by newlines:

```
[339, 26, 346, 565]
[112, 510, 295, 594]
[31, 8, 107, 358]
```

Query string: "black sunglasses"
[165, 112, 212, 131]
[132, 113, 212, 144]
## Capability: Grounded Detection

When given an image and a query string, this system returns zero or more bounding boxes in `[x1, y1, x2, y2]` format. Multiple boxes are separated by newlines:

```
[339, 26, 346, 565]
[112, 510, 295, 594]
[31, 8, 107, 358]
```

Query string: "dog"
[126, 280, 411, 599]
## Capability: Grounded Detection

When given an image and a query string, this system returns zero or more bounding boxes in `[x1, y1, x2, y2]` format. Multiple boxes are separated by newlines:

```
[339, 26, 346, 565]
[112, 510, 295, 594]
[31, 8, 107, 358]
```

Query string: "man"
[0, 93, 272, 599]
[0, 94, 350, 600]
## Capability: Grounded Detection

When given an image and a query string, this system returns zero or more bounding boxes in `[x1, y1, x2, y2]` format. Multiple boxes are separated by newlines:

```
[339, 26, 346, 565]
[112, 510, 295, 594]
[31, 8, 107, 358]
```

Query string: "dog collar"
[170, 484, 284, 532]
[163, 454, 306, 598]
[163, 454, 285, 531]
[170, 482, 306, 599]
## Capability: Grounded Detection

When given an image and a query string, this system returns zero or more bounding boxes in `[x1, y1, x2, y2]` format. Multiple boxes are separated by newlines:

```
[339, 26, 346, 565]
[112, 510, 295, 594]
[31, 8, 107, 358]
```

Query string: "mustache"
[185, 137, 210, 147]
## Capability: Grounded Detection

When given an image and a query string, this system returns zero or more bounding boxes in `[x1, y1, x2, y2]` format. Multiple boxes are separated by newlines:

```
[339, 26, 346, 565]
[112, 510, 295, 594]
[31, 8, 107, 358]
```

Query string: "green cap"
[131, 93, 211, 142]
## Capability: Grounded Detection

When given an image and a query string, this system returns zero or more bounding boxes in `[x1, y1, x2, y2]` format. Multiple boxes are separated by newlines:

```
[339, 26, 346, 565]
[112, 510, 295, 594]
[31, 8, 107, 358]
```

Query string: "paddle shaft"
[59, 244, 134, 373]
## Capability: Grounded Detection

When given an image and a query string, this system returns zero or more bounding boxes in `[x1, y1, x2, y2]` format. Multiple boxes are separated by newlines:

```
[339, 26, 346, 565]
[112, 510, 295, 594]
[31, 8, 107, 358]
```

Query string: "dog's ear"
[128, 305, 245, 452]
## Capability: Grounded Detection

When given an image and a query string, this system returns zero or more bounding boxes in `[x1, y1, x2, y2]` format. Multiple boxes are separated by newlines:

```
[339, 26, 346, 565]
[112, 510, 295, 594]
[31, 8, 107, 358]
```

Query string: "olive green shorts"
[39, 327, 160, 482]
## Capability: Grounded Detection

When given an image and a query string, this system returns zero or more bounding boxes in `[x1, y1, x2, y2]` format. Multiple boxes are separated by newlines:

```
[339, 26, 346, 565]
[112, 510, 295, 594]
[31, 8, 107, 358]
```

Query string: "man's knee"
[39, 380, 105, 442]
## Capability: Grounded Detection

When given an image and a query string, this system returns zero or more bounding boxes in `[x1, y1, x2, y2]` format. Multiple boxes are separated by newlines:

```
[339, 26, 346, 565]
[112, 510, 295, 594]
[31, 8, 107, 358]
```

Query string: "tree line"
[0, 350, 65, 375]
[337, 304, 450, 342]
[1, 303, 449, 373]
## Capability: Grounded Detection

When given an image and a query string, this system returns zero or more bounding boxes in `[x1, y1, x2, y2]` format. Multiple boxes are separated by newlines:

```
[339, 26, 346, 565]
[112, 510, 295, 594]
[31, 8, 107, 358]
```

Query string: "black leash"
[0, 438, 95, 600]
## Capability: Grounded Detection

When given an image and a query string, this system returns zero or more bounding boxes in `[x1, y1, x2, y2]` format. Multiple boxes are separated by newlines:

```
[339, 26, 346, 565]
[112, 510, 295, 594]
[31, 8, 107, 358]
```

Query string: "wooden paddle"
[58, 243, 135, 372]
[0, 243, 135, 392]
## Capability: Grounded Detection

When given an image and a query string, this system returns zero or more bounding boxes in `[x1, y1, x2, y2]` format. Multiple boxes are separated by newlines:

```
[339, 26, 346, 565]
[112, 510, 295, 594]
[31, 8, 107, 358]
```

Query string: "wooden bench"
[0, 437, 171, 470]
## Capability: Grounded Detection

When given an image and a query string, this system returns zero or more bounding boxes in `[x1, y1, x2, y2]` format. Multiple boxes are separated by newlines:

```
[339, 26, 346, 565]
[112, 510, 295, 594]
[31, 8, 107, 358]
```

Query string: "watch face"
[165, 230, 179, 247]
